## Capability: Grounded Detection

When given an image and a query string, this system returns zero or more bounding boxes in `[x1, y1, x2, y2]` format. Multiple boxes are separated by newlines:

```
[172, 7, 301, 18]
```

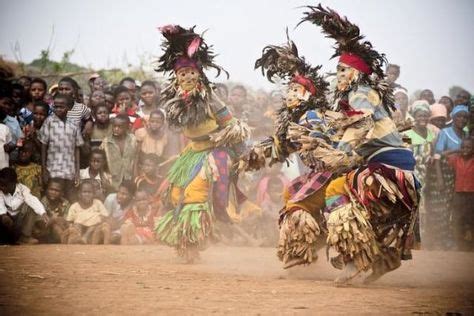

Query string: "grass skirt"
[155, 203, 213, 256]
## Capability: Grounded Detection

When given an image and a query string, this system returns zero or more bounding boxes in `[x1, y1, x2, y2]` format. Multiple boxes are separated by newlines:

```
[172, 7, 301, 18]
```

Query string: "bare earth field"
[0, 245, 473, 315]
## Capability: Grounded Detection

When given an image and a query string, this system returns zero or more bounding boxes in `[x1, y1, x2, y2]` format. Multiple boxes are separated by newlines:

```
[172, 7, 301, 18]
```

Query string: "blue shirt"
[435, 126, 467, 153]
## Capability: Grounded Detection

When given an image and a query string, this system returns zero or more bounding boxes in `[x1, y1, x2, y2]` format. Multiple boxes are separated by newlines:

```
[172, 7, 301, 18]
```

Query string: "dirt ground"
[0, 245, 473, 315]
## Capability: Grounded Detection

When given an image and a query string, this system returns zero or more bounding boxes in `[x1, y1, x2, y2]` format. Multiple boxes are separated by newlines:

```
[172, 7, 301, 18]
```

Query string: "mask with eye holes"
[285, 82, 308, 109]
[176, 66, 201, 92]
[336, 62, 360, 92]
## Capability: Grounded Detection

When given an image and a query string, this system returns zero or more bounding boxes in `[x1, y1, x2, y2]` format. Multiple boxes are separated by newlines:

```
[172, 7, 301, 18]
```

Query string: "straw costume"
[240, 33, 338, 269]
[154, 25, 249, 262]
[293, 4, 420, 284]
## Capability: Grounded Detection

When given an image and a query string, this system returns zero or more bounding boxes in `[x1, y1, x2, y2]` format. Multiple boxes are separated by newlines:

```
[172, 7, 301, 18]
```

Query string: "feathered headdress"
[254, 30, 328, 105]
[156, 25, 228, 85]
[299, 4, 395, 113]
[254, 32, 329, 163]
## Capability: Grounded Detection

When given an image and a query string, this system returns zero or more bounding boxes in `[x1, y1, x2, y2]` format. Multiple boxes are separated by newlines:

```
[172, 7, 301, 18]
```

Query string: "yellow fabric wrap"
[183, 118, 220, 151]
[183, 118, 218, 139]
[325, 176, 347, 199]
[171, 173, 210, 206]
[283, 184, 328, 218]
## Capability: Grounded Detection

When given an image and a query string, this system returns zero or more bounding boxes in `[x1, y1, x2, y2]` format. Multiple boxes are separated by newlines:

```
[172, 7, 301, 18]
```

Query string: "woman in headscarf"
[403, 101, 435, 248]
[392, 88, 412, 127]
[426, 105, 470, 249]
[429, 103, 448, 133]
[435, 105, 470, 154]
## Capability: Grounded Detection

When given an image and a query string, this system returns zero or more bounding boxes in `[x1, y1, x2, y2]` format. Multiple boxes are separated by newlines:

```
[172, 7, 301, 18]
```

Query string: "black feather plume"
[155, 25, 229, 82]
[299, 4, 395, 113]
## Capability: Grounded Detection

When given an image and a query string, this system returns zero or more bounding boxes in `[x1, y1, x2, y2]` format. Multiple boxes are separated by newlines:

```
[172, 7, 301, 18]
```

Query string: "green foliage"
[30, 49, 85, 75]
[12, 47, 161, 91]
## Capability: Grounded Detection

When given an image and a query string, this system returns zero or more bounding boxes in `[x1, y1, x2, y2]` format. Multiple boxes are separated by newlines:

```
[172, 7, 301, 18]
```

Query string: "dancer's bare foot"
[363, 257, 401, 284]
[330, 254, 344, 270]
[334, 262, 360, 286]
[283, 257, 308, 269]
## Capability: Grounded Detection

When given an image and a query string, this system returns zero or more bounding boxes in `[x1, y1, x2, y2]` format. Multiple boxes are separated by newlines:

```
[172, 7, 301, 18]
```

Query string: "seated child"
[0, 167, 49, 244]
[41, 178, 70, 243]
[80, 148, 112, 200]
[120, 190, 157, 245]
[62, 180, 110, 244]
[14, 140, 42, 198]
[134, 153, 163, 196]
[104, 180, 135, 243]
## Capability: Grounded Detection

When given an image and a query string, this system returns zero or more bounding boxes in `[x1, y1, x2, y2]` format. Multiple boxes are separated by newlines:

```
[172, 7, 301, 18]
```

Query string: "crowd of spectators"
[0, 64, 472, 250]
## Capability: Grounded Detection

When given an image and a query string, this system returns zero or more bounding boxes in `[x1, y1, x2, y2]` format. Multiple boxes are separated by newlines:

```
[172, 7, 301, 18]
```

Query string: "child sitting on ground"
[120, 190, 157, 245]
[0, 167, 49, 244]
[62, 180, 110, 244]
[134, 153, 164, 196]
[14, 140, 42, 198]
[80, 148, 112, 200]
[41, 178, 70, 243]
[104, 180, 135, 243]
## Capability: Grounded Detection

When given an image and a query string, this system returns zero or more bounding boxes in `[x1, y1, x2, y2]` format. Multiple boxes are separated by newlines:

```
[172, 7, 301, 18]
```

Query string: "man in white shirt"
[0, 167, 49, 244]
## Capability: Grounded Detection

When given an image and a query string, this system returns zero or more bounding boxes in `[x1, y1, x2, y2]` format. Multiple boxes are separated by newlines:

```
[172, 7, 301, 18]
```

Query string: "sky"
[0, 0, 473, 98]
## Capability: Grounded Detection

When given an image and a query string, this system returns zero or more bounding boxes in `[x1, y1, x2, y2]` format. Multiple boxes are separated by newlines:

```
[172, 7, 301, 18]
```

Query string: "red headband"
[291, 75, 317, 96]
[174, 57, 200, 72]
[339, 53, 372, 75]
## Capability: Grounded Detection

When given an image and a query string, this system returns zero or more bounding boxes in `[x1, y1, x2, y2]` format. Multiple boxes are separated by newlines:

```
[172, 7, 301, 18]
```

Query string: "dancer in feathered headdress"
[240, 32, 338, 268]
[294, 4, 420, 284]
[154, 25, 249, 262]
